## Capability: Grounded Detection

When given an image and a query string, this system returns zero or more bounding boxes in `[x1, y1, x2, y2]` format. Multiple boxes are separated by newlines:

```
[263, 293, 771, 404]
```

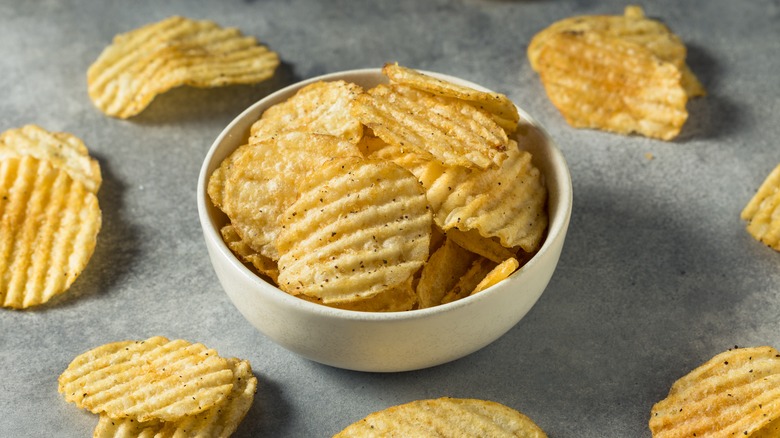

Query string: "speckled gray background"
[1, 0, 779, 436]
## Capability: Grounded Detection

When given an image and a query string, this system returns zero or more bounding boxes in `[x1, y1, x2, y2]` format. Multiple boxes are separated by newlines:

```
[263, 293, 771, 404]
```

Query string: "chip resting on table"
[87, 16, 279, 118]
[92, 357, 257, 438]
[58, 336, 235, 422]
[334, 397, 548, 437]
[649, 346, 780, 437]
[0, 125, 101, 309]
[528, 6, 704, 140]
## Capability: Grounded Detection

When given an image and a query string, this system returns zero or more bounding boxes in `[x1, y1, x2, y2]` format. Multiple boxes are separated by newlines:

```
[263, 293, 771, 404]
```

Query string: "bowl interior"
[197, 68, 572, 322]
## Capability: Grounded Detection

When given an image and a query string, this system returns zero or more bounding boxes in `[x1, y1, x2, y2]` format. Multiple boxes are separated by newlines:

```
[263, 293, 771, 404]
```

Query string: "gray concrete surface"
[1, 0, 778, 436]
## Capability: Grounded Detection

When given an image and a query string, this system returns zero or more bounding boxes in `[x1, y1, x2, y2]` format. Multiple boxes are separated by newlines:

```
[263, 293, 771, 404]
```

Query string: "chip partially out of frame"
[0, 126, 102, 309]
[741, 163, 780, 251]
[335, 397, 548, 437]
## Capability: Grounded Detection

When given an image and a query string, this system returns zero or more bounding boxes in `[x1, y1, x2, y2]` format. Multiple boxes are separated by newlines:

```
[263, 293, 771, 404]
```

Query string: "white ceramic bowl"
[197, 68, 572, 372]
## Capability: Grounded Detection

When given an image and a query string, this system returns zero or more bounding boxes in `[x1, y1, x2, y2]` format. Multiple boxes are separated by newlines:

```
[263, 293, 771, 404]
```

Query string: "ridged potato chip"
[0, 125, 102, 193]
[529, 6, 703, 140]
[472, 257, 520, 295]
[220, 224, 279, 283]
[88, 16, 279, 118]
[528, 6, 705, 98]
[424, 142, 548, 253]
[351, 83, 509, 170]
[301, 276, 418, 312]
[441, 258, 497, 305]
[92, 357, 257, 438]
[532, 30, 688, 140]
[1, 143, 101, 309]
[334, 397, 548, 437]
[58, 336, 234, 422]
[212, 132, 361, 260]
[383, 63, 520, 134]
[250, 80, 364, 143]
[275, 157, 432, 304]
[445, 228, 517, 264]
[416, 237, 478, 308]
[741, 163, 780, 251]
[374, 139, 546, 252]
[649, 346, 780, 437]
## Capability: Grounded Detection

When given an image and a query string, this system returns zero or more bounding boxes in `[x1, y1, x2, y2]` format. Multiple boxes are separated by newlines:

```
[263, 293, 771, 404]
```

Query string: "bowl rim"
[197, 67, 573, 323]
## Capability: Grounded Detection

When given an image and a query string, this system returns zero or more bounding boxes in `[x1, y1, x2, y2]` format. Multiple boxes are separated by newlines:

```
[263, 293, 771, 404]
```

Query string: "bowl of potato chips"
[197, 65, 572, 372]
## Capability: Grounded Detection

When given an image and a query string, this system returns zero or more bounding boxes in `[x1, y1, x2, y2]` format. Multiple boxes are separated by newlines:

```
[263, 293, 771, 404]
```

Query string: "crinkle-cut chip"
[334, 397, 548, 438]
[532, 29, 689, 140]
[649, 346, 780, 438]
[93, 358, 257, 438]
[416, 237, 478, 309]
[0, 156, 101, 309]
[302, 276, 418, 312]
[215, 132, 361, 260]
[249, 80, 364, 144]
[441, 258, 497, 305]
[472, 257, 519, 295]
[206, 143, 249, 211]
[424, 142, 547, 253]
[0, 125, 102, 194]
[58, 336, 235, 423]
[87, 16, 279, 119]
[275, 157, 432, 304]
[382, 63, 520, 134]
[351, 83, 509, 170]
[370, 140, 546, 253]
[446, 228, 517, 264]
[220, 224, 279, 283]
[528, 6, 705, 98]
[740, 163, 780, 251]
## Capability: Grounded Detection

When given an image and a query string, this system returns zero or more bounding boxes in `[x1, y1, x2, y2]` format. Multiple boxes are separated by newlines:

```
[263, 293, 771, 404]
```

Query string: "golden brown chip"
[351, 83, 510, 170]
[302, 276, 418, 312]
[528, 5, 705, 140]
[275, 157, 432, 304]
[0, 155, 101, 309]
[0, 125, 102, 193]
[528, 6, 705, 98]
[58, 336, 234, 423]
[212, 132, 361, 260]
[445, 228, 517, 264]
[382, 63, 520, 134]
[92, 358, 257, 438]
[424, 143, 548, 253]
[471, 257, 520, 295]
[440, 258, 497, 305]
[334, 397, 547, 437]
[532, 29, 689, 140]
[741, 163, 780, 251]
[649, 346, 780, 437]
[366, 136, 547, 254]
[220, 224, 279, 283]
[416, 237, 478, 309]
[249, 80, 364, 143]
[88, 16, 279, 118]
